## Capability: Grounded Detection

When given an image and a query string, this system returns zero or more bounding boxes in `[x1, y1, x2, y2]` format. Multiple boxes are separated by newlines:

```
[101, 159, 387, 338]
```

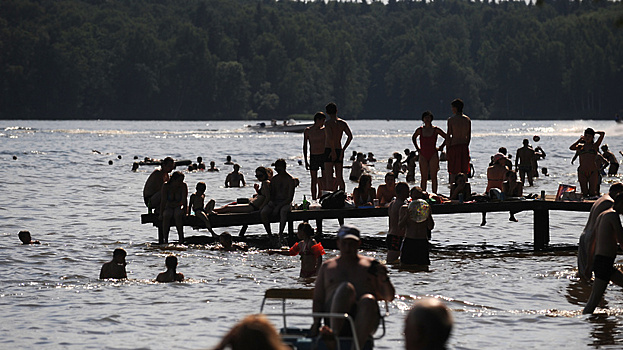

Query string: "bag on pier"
[319, 190, 346, 209]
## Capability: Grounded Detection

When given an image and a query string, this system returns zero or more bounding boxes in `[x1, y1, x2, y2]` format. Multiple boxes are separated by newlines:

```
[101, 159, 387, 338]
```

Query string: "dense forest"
[1, 0, 622, 120]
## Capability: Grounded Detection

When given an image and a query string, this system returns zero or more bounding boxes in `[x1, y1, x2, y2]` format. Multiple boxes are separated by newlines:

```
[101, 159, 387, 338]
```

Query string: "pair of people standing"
[303, 102, 353, 199]
[412, 99, 471, 194]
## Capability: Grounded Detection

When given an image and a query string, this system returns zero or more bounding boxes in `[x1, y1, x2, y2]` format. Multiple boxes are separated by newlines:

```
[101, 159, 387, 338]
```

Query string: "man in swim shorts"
[583, 194, 623, 314]
[323, 102, 353, 191]
[399, 187, 434, 268]
[446, 99, 471, 184]
[515, 139, 536, 186]
[304, 112, 327, 200]
[311, 225, 395, 348]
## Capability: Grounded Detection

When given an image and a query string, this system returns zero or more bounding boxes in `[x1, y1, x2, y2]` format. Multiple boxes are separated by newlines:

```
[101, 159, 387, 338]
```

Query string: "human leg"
[174, 207, 184, 243]
[583, 278, 609, 314]
[578, 170, 589, 197]
[329, 282, 357, 335]
[354, 294, 380, 349]
[335, 163, 345, 191]
[419, 158, 430, 192]
[430, 155, 440, 193]
[260, 203, 275, 236]
[519, 169, 526, 185]
[162, 208, 173, 244]
[310, 169, 319, 200]
[588, 170, 599, 197]
[324, 162, 334, 191]
[197, 211, 217, 237]
[277, 203, 291, 237]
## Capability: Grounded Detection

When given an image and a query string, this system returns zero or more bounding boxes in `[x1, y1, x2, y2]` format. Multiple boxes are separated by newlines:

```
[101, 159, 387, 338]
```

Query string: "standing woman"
[412, 111, 447, 194]
[569, 128, 605, 197]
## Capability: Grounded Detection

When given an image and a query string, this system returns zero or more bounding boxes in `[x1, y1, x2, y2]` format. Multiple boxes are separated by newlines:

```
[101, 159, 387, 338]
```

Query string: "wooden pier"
[141, 198, 592, 251]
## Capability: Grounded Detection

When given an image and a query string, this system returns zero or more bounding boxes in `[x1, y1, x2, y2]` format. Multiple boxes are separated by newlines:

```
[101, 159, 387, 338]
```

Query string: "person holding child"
[268, 222, 325, 278]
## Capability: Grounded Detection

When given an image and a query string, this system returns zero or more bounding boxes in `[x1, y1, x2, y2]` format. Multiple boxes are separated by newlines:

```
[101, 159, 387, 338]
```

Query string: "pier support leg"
[533, 209, 550, 251]
[316, 219, 323, 239]
[288, 220, 294, 237]
[158, 225, 164, 244]
[238, 225, 248, 237]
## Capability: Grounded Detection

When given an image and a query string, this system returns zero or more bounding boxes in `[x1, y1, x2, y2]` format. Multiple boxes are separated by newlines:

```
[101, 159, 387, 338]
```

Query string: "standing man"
[583, 194, 623, 314]
[303, 112, 326, 200]
[143, 157, 175, 213]
[323, 102, 353, 191]
[311, 225, 395, 348]
[446, 99, 471, 184]
[515, 139, 536, 186]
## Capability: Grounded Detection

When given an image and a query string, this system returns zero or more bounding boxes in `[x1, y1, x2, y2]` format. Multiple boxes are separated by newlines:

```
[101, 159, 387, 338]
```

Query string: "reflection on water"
[1, 120, 623, 349]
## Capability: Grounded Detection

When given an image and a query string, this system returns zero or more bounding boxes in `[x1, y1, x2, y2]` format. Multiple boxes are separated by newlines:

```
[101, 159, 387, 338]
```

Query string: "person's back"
[156, 255, 184, 282]
[100, 248, 127, 279]
[143, 157, 175, 209]
[405, 298, 453, 350]
[486, 154, 508, 193]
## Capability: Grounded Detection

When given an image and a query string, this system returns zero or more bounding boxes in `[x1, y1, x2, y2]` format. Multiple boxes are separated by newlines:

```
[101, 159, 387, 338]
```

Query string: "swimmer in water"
[156, 255, 184, 282]
[212, 232, 247, 251]
[268, 222, 325, 278]
[225, 164, 246, 187]
[99, 248, 127, 279]
[18, 230, 40, 245]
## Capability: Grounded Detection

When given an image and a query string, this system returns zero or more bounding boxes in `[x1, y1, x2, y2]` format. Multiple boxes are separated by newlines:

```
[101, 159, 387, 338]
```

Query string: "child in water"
[212, 232, 247, 251]
[268, 222, 325, 278]
[189, 182, 218, 237]
[156, 255, 184, 282]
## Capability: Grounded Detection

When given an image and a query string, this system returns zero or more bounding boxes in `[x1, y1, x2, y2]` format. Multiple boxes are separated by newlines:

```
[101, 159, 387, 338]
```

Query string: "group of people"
[98, 248, 183, 282]
[142, 155, 298, 245]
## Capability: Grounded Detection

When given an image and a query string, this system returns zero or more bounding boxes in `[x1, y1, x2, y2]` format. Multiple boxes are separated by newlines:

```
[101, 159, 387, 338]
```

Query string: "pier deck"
[141, 198, 592, 250]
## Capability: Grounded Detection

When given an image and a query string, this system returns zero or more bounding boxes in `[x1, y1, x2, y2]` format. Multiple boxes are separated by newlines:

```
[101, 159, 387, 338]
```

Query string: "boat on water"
[247, 119, 313, 133]
[260, 288, 386, 350]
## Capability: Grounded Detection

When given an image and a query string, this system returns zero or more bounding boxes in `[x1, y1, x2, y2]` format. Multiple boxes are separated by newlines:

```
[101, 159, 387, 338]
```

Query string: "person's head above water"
[18, 230, 32, 244]
[165, 255, 178, 270]
[396, 182, 410, 198]
[233, 164, 241, 171]
[219, 232, 233, 248]
[297, 222, 314, 239]
[523, 139, 529, 146]
[601, 144, 609, 152]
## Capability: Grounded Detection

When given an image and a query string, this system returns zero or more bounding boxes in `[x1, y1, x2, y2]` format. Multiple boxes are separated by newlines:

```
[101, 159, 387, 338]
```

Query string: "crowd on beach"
[18, 99, 623, 349]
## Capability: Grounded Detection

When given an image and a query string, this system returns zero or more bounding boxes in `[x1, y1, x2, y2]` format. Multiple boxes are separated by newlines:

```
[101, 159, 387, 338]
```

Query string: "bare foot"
[319, 325, 337, 350]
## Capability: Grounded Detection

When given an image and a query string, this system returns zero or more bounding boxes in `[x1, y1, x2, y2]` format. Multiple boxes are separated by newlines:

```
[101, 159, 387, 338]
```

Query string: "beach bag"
[319, 190, 346, 209]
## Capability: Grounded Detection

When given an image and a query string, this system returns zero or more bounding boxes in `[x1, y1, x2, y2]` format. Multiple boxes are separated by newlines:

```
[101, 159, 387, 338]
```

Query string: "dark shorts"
[519, 165, 532, 172]
[310, 153, 326, 171]
[324, 148, 344, 164]
[400, 238, 430, 265]
[386, 234, 404, 251]
[593, 254, 616, 281]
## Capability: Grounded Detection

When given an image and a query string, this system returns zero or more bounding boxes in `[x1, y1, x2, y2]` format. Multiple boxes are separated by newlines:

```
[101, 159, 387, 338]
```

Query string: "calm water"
[1, 119, 623, 349]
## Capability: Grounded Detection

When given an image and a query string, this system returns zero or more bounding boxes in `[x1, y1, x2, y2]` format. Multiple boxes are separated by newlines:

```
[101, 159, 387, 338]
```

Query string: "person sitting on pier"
[99, 248, 127, 279]
[387, 182, 409, 264]
[189, 182, 218, 237]
[160, 171, 188, 244]
[486, 153, 510, 197]
[405, 298, 453, 350]
[578, 182, 623, 281]
[502, 170, 523, 222]
[261, 159, 296, 244]
[377, 172, 397, 207]
[18, 230, 40, 245]
[583, 194, 623, 314]
[352, 174, 377, 207]
[156, 255, 184, 282]
[268, 222, 325, 278]
[143, 156, 175, 213]
[225, 164, 246, 188]
[311, 225, 395, 349]
[449, 173, 471, 201]
[399, 187, 434, 269]
[214, 166, 272, 214]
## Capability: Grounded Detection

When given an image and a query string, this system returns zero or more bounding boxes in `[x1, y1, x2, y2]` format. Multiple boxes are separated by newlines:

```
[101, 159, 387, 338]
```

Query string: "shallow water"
[1, 119, 623, 349]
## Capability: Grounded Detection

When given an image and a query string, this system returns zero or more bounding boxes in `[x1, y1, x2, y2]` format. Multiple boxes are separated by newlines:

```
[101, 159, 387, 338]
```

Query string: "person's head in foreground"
[213, 314, 289, 350]
[405, 298, 453, 350]
[297, 222, 314, 240]
[220, 232, 233, 249]
[337, 224, 361, 255]
[609, 182, 623, 199]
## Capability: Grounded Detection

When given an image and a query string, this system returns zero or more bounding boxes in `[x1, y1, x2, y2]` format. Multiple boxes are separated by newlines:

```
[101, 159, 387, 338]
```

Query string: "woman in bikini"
[160, 171, 188, 244]
[268, 222, 325, 278]
[569, 128, 605, 197]
[412, 111, 447, 194]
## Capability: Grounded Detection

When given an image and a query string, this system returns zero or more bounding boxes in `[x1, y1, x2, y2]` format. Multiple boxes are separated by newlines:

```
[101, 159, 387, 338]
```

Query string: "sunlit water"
[1, 119, 623, 349]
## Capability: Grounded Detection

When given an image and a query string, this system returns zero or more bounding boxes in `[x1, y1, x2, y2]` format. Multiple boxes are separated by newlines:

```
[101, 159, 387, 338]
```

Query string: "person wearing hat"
[311, 225, 395, 348]
[515, 139, 536, 186]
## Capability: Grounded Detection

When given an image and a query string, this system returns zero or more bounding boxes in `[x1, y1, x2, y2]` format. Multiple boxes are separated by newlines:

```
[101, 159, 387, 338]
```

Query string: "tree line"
[1, 0, 622, 120]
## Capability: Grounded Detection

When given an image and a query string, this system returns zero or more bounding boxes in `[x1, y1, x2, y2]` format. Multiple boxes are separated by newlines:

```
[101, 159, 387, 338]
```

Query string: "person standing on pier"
[515, 139, 536, 186]
[446, 99, 471, 185]
[412, 111, 446, 194]
[323, 102, 353, 192]
[569, 128, 605, 197]
[303, 112, 326, 200]
[261, 159, 296, 244]
[583, 194, 623, 314]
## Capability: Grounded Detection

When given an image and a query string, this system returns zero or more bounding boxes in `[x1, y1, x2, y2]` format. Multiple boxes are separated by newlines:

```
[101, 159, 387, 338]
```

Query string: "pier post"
[533, 208, 550, 251]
